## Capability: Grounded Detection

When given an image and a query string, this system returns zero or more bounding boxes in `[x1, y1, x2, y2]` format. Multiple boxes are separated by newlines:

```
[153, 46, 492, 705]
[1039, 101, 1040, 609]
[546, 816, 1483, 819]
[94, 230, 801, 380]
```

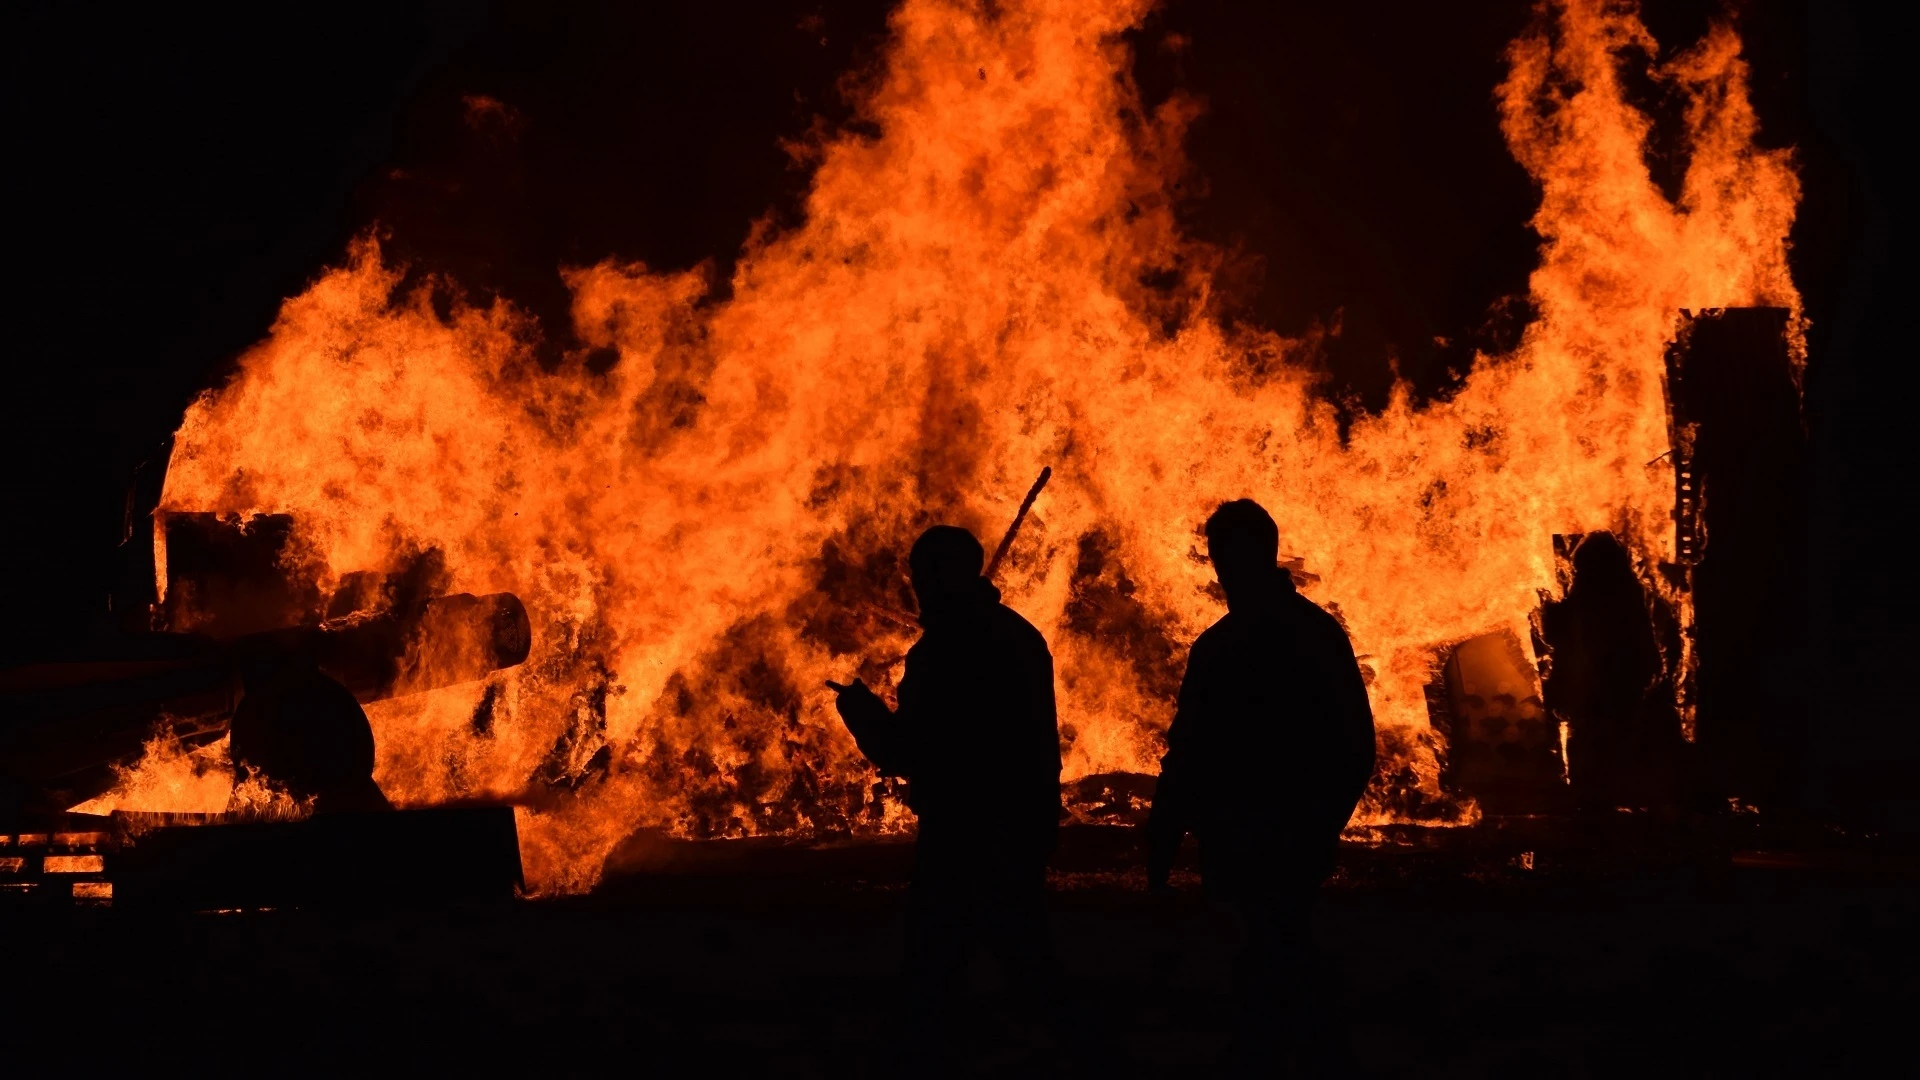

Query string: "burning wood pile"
[2, 0, 1810, 902]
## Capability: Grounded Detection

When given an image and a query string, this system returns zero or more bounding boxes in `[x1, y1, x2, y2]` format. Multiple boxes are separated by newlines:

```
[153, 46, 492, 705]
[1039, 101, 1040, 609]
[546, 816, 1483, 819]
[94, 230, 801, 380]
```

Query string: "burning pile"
[97, 0, 1798, 892]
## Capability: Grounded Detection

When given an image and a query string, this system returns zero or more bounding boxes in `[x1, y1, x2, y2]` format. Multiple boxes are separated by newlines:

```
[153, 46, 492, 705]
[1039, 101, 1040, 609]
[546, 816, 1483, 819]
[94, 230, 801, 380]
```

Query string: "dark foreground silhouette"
[230, 649, 393, 814]
[1148, 499, 1375, 1075]
[831, 524, 1061, 1070]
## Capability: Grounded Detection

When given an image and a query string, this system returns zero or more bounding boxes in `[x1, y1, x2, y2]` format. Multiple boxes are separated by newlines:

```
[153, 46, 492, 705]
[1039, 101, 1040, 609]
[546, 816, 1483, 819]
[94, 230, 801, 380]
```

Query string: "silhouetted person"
[829, 525, 1061, 1072]
[1147, 499, 1374, 1075]
[1540, 532, 1679, 810]
[230, 647, 392, 814]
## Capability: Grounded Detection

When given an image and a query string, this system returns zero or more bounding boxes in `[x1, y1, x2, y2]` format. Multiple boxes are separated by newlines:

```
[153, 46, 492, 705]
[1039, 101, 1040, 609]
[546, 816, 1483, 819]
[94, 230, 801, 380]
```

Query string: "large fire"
[94, 0, 1799, 892]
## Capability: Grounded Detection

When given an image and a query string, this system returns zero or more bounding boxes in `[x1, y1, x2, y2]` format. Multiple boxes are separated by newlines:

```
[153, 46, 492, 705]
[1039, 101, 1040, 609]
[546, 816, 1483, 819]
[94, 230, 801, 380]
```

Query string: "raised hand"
[825, 678, 887, 725]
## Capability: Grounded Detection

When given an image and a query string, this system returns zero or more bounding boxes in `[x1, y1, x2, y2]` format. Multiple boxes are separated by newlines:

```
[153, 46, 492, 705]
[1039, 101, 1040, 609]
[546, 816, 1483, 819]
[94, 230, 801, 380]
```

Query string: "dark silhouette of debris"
[231, 648, 392, 814]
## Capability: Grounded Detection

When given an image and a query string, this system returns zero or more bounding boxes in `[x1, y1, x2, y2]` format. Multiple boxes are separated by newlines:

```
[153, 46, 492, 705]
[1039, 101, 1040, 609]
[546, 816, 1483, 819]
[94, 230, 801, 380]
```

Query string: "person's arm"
[1032, 638, 1063, 813]
[829, 678, 914, 776]
[1147, 641, 1207, 890]
[1317, 619, 1376, 835]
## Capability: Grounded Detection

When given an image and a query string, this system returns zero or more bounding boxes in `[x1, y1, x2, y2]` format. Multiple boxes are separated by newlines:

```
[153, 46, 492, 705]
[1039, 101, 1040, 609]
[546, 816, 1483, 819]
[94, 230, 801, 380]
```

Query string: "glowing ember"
[104, 0, 1799, 893]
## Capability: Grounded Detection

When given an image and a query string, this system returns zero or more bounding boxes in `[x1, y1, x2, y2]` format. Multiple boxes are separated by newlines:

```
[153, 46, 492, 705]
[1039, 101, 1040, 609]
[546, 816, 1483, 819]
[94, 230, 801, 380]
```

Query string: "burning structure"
[4, 0, 1806, 900]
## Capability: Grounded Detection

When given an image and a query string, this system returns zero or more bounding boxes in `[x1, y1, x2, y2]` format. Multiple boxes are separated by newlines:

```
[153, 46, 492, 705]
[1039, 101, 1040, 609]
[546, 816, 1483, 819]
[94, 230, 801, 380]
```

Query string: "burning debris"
[1, 511, 530, 819]
[1426, 628, 1561, 814]
[0, 506, 533, 906]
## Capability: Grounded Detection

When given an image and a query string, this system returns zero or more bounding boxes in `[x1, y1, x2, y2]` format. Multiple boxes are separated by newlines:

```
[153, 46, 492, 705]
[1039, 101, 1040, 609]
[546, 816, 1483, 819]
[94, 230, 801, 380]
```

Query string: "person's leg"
[903, 870, 971, 1075]
[1230, 887, 1316, 1078]
[969, 864, 1083, 1071]
[988, 871, 1055, 1015]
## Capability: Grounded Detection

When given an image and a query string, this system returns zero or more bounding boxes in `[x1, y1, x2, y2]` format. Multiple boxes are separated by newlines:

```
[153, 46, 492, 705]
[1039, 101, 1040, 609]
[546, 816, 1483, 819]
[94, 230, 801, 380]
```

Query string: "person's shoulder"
[1190, 614, 1234, 653]
[991, 602, 1052, 653]
[1288, 592, 1352, 643]
[992, 600, 1046, 640]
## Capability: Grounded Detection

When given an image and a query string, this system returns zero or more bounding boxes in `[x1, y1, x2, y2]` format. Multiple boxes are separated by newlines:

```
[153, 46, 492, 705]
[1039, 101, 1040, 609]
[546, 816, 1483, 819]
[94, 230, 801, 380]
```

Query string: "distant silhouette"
[1540, 532, 1681, 810]
[1147, 499, 1374, 1074]
[230, 648, 393, 814]
[829, 524, 1061, 1071]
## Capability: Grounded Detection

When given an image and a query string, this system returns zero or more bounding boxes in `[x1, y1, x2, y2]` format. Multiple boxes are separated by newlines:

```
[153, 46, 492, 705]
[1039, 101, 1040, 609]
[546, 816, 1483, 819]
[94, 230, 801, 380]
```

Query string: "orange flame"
[70, 734, 236, 815]
[134, 0, 1799, 892]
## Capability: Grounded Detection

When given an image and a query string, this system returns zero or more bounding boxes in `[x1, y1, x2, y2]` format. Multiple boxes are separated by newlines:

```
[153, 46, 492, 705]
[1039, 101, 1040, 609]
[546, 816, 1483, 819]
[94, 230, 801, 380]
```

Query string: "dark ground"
[3, 820, 1912, 1077]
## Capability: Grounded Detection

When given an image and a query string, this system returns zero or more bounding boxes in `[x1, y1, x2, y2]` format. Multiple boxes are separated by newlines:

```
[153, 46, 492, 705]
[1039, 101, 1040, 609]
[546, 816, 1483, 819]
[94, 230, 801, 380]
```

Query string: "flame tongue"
[133, 0, 1803, 893]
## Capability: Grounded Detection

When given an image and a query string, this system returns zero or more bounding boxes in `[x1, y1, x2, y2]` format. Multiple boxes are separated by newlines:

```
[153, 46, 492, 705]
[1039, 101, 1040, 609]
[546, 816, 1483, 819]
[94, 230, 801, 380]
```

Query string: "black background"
[4, 1, 1907, 802]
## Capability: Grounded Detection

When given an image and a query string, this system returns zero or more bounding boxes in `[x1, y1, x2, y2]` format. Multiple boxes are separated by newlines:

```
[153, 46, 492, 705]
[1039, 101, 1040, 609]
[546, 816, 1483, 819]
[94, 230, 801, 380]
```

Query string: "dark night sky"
[3, 2, 1907, 766]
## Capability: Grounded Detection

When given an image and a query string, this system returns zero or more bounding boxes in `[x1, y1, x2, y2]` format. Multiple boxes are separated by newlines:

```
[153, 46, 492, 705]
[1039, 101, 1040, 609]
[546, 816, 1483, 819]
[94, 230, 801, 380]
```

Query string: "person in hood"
[829, 524, 1061, 1069]
[1147, 498, 1374, 1074]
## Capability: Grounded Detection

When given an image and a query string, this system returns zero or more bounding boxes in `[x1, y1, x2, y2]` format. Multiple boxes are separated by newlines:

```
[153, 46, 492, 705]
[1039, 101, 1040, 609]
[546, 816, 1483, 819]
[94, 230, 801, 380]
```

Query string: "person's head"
[908, 525, 986, 622]
[1204, 499, 1280, 603]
